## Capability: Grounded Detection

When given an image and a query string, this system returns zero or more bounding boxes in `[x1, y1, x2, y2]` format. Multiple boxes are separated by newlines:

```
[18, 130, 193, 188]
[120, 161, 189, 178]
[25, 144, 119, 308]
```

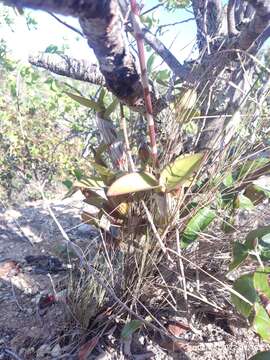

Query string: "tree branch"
[47, 12, 85, 37]
[237, 0, 270, 50]
[29, 53, 106, 86]
[2, 0, 143, 107]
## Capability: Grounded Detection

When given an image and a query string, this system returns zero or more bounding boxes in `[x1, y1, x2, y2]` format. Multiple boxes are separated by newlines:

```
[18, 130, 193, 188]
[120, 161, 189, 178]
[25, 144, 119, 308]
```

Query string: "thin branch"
[130, 0, 158, 165]
[29, 53, 105, 86]
[155, 17, 194, 35]
[47, 12, 85, 37]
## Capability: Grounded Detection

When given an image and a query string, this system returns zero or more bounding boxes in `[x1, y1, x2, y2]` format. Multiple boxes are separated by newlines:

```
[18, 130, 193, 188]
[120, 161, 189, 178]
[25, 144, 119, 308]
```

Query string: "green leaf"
[231, 274, 257, 318]
[249, 351, 270, 360]
[160, 153, 204, 192]
[229, 241, 249, 272]
[65, 92, 102, 112]
[254, 268, 270, 299]
[121, 320, 142, 340]
[104, 97, 119, 118]
[107, 172, 158, 197]
[253, 302, 270, 343]
[147, 53, 156, 73]
[90, 161, 117, 185]
[223, 172, 234, 187]
[62, 179, 73, 190]
[234, 194, 254, 209]
[98, 88, 106, 109]
[181, 207, 216, 248]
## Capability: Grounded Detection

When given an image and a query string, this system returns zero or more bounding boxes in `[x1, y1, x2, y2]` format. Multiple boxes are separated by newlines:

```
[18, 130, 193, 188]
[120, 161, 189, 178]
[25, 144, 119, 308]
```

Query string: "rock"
[36, 344, 51, 358]
[51, 343, 61, 357]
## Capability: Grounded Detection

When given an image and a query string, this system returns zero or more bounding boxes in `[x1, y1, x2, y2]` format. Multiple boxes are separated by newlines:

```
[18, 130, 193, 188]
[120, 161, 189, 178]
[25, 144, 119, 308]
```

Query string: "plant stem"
[130, 0, 158, 166]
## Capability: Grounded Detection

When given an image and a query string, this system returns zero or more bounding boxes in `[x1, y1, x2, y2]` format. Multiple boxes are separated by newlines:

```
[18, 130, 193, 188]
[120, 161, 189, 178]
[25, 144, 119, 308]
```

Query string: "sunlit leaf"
[121, 320, 142, 340]
[65, 91, 102, 112]
[231, 274, 257, 318]
[107, 172, 158, 196]
[160, 153, 204, 192]
[253, 302, 270, 343]
[181, 207, 216, 247]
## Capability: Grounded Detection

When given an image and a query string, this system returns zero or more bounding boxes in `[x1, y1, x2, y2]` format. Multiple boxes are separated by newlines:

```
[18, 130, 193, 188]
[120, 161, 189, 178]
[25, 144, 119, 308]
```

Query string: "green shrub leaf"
[181, 207, 216, 247]
[65, 91, 102, 112]
[231, 274, 257, 318]
[253, 302, 270, 343]
[229, 241, 249, 272]
[160, 153, 203, 192]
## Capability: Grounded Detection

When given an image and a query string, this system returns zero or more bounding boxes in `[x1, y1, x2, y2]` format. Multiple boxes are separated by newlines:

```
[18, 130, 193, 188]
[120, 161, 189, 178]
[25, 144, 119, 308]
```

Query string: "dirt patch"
[0, 198, 269, 359]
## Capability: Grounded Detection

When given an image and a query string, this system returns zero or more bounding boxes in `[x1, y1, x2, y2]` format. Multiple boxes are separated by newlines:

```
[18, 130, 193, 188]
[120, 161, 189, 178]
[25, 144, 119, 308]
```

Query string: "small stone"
[36, 344, 51, 358]
[51, 344, 61, 357]
[19, 348, 26, 357]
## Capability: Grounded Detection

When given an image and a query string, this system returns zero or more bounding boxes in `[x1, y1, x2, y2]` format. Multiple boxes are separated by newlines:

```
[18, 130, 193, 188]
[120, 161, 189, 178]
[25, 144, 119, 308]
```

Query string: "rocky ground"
[0, 195, 269, 359]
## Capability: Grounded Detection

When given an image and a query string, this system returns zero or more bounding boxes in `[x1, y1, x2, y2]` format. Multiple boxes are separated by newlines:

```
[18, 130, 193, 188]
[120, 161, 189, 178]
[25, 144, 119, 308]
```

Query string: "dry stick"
[120, 104, 135, 172]
[130, 0, 158, 165]
[176, 229, 188, 310]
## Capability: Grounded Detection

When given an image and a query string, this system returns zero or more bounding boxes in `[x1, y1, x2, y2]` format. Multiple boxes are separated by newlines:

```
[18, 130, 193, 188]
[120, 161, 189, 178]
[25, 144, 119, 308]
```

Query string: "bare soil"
[0, 196, 269, 359]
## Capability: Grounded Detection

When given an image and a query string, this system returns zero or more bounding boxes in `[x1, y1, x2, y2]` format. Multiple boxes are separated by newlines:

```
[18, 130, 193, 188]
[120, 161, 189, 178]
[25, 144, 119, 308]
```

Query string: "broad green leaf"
[223, 172, 234, 187]
[104, 97, 119, 118]
[181, 207, 216, 248]
[90, 161, 117, 183]
[249, 351, 270, 360]
[160, 153, 204, 192]
[107, 172, 158, 197]
[231, 274, 257, 318]
[121, 320, 142, 340]
[229, 241, 249, 272]
[98, 88, 106, 108]
[234, 194, 254, 209]
[62, 179, 73, 190]
[253, 302, 270, 343]
[65, 92, 102, 112]
[147, 53, 156, 73]
[254, 268, 270, 299]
